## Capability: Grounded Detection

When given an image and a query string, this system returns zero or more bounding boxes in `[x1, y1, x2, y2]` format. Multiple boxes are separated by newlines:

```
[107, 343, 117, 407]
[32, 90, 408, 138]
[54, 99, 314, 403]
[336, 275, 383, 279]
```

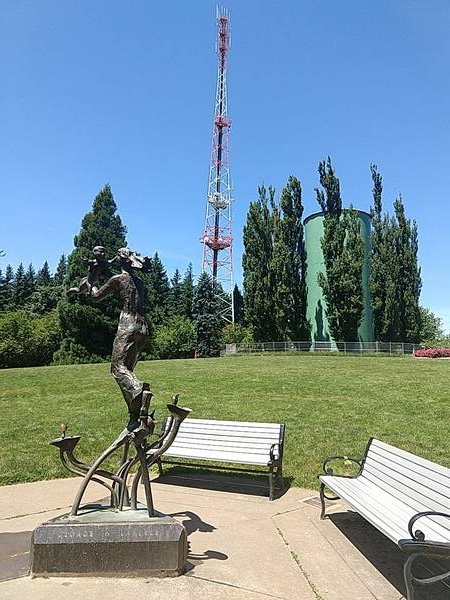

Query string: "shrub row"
[414, 347, 450, 358]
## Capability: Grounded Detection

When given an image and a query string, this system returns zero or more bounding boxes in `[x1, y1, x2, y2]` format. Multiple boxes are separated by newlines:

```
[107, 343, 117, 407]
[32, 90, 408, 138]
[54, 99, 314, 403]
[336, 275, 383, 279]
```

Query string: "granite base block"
[30, 505, 187, 577]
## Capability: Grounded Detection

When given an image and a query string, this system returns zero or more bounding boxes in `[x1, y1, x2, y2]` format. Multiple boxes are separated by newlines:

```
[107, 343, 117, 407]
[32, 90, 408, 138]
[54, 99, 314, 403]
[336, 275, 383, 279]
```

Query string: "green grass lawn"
[1, 353, 449, 490]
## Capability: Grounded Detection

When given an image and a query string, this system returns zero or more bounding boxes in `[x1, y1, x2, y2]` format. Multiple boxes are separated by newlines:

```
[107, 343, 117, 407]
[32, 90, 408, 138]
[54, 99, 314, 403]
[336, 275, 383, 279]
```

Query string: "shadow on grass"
[329, 511, 450, 599]
[153, 464, 293, 500]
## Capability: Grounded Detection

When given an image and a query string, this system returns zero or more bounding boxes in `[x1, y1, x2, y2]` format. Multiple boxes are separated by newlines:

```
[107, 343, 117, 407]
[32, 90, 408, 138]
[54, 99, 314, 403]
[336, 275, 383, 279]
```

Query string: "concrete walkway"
[0, 473, 442, 600]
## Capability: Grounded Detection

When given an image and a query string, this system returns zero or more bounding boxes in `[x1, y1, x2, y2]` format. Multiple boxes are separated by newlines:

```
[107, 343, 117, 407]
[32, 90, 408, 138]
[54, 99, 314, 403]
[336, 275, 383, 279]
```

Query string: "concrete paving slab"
[2, 475, 448, 600]
[0, 574, 290, 600]
[274, 500, 405, 600]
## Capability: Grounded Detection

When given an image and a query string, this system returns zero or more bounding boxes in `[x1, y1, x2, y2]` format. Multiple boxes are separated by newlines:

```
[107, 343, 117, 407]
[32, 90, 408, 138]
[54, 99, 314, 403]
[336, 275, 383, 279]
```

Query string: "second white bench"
[156, 418, 285, 500]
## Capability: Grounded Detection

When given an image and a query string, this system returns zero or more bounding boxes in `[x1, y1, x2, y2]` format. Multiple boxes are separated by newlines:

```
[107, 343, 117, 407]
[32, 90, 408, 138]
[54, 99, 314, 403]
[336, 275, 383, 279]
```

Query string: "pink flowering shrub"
[414, 347, 450, 358]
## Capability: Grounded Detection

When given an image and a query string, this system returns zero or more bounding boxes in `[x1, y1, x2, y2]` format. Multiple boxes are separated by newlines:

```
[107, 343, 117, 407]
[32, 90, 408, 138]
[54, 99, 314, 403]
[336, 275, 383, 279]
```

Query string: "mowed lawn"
[1, 353, 449, 490]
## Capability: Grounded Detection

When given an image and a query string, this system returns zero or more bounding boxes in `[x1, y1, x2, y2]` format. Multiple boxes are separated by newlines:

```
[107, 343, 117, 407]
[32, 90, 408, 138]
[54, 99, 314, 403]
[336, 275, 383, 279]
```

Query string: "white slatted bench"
[156, 418, 285, 500]
[318, 438, 450, 600]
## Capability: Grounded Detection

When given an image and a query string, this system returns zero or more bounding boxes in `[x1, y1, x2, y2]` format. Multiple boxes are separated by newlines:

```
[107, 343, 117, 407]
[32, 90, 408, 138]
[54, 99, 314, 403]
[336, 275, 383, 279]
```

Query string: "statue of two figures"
[52, 246, 191, 518]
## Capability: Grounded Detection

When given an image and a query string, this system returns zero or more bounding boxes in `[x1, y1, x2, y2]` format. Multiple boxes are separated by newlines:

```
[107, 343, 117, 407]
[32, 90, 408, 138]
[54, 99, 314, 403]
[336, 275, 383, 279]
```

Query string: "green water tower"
[304, 210, 374, 344]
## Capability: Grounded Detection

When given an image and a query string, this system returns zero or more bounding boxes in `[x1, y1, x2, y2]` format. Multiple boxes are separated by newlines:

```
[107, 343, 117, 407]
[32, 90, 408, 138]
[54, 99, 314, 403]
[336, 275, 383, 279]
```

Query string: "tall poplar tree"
[369, 164, 387, 340]
[316, 158, 364, 341]
[242, 185, 278, 341]
[55, 184, 127, 363]
[392, 196, 421, 342]
[272, 176, 310, 340]
[243, 179, 309, 341]
[369, 166, 421, 342]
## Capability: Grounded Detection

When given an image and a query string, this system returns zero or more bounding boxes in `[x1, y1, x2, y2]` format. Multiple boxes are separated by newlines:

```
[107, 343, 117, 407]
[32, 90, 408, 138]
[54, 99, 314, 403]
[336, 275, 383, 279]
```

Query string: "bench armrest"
[321, 455, 363, 476]
[408, 511, 450, 541]
[269, 442, 280, 463]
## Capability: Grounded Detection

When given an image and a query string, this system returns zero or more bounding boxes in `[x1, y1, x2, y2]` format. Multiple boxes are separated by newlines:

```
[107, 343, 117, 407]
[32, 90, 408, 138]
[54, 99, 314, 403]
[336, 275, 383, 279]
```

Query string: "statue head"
[117, 248, 151, 272]
[93, 246, 106, 258]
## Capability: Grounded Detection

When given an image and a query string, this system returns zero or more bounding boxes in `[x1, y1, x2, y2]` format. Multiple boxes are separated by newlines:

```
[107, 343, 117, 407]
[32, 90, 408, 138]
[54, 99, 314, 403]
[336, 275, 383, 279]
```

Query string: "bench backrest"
[160, 418, 284, 466]
[362, 438, 450, 539]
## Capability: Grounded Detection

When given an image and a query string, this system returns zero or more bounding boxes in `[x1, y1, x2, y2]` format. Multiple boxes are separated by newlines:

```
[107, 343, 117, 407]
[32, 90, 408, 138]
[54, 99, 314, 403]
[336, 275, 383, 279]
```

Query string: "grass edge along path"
[1, 353, 449, 489]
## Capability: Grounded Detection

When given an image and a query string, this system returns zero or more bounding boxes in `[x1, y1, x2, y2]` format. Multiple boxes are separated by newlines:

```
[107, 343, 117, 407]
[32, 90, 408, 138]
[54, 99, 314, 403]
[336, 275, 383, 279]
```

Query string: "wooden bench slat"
[366, 443, 450, 492]
[370, 439, 450, 479]
[363, 464, 450, 514]
[162, 447, 271, 466]
[170, 434, 278, 448]
[174, 418, 281, 429]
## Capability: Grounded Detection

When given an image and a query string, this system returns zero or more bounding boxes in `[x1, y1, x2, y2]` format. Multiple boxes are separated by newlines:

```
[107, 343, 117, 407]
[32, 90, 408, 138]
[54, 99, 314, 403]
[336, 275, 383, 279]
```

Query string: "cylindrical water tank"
[304, 210, 373, 344]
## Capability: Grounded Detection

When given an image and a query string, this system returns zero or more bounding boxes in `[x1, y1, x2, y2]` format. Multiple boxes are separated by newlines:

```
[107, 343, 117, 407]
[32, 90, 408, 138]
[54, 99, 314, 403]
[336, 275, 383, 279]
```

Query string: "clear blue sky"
[1, 1, 449, 331]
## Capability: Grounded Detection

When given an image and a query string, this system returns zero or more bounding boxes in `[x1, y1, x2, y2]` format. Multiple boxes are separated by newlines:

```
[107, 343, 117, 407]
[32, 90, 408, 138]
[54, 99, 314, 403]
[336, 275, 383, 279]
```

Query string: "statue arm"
[90, 276, 119, 302]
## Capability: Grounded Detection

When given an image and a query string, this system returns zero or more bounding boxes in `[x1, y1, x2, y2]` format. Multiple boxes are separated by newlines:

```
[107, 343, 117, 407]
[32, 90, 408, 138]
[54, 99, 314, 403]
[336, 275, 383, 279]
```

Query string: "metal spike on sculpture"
[201, 7, 234, 323]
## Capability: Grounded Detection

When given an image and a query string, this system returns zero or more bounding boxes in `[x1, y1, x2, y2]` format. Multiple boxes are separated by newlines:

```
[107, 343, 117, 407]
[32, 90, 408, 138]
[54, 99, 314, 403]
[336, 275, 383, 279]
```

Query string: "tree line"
[0, 185, 237, 368]
[242, 158, 438, 346]
[0, 162, 444, 368]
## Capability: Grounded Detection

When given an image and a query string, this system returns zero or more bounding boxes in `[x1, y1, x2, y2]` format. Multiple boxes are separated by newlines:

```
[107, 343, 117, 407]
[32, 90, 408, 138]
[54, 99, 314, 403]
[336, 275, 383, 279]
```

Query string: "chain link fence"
[224, 341, 422, 356]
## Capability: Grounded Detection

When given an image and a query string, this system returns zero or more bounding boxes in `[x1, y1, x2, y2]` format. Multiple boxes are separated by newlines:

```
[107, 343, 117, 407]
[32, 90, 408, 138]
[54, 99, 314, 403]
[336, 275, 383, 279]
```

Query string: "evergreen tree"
[13, 263, 27, 308]
[24, 263, 37, 301]
[193, 272, 223, 357]
[272, 176, 310, 340]
[28, 260, 61, 316]
[180, 263, 194, 321]
[316, 158, 364, 341]
[232, 283, 244, 324]
[0, 265, 14, 311]
[242, 185, 278, 341]
[36, 261, 52, 286]
[169, 268, 183, 317]
[54, 254, 67, 285]
[144, 252, 170, 329]
[55, 185, 127, 363]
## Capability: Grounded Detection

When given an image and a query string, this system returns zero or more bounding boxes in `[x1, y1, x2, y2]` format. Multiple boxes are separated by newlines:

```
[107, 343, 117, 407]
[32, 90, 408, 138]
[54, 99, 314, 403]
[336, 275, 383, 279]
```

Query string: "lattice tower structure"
[201, 7, 234, 323]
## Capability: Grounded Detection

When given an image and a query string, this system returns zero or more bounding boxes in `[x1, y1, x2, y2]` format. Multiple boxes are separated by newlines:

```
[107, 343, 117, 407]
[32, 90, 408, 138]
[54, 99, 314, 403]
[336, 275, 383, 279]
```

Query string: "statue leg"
[110, 324, 149, 429]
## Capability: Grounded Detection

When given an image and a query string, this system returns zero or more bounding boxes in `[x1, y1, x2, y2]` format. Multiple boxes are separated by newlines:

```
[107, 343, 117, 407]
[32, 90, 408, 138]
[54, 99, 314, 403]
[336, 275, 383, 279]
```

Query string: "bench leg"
[157, 457, 163, 477]
[319, 482, 327, 519]
[276, 464, 284, 490]
[403, 549, 450, 600]
[403, 553, 418, 600]
[269, 467, 274, 501]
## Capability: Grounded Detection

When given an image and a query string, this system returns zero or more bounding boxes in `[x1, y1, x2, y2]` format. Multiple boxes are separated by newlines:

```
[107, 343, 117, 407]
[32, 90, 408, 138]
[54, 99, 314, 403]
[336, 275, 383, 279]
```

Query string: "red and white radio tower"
[201, 7, 234, 323]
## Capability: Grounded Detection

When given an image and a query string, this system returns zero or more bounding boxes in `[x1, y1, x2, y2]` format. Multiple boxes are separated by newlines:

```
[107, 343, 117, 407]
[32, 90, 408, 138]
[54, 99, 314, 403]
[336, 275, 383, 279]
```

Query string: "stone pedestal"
[30, 503, 187, 577]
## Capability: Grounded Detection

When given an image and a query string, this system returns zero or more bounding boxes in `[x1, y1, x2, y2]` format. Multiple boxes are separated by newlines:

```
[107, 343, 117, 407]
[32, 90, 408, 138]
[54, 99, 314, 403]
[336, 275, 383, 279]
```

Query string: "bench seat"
[157, 418, 285, 500]
[319, 438, 450, 599]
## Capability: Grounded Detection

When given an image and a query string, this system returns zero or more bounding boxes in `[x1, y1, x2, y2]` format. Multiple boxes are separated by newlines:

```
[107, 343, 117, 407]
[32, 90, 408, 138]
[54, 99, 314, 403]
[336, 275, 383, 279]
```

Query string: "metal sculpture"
[51, 247, 191, 518]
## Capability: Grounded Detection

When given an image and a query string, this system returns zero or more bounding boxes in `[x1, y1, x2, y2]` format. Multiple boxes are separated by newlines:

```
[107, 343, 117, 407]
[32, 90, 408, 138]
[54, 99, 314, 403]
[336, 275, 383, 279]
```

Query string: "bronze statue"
[90, 248, 151, 430]
[49, 245, 191, 524]
[70, 246, 152, 430]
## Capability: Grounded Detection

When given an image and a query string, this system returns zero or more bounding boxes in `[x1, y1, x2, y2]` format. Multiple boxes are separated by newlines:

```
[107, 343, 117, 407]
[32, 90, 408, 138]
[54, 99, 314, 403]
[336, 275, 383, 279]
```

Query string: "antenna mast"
[201, 7, 234, 323]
